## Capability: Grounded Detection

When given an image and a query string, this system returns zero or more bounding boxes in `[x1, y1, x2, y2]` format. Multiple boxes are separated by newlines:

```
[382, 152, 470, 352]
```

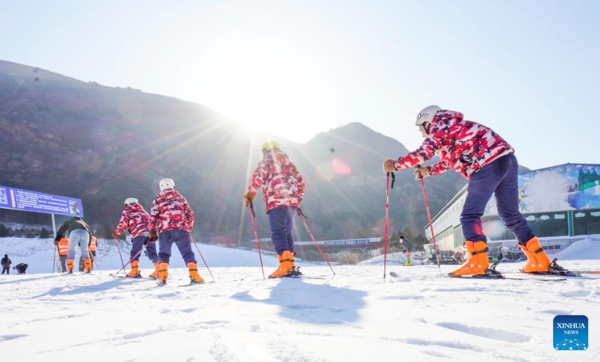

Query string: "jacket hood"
[432, 110, 464, 124]
[125, 202, 146, 213]
[157, 189, 182, 199]
[265, 149, 290, 165]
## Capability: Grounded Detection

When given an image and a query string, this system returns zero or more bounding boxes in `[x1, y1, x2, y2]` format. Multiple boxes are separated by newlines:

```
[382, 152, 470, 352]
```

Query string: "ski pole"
[190, 235, 215, 282]
[52, 244, 57, 274]
[297, 208, 335, 275]
[90, 252, 101, 273]
[112, 245, 145, 276]
[419, 174, 441, 271]
[113, 237, 126, 270]
[249, 201, 266, 279]
[383, 172, 395, 281]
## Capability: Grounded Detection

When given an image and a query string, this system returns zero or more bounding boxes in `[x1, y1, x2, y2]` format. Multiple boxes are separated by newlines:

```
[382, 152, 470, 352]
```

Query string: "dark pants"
[268, 206, 297, 255]
[158, 229, 196, 265]
[461, 153, 535, 244]
[16, 264, 28, 274]
[2, 267, 8, 274]
[131, 235, 158, 263]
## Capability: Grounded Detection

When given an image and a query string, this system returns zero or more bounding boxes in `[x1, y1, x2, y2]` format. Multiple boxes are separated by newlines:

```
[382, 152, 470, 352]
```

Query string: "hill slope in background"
[0, 59, 468, 243]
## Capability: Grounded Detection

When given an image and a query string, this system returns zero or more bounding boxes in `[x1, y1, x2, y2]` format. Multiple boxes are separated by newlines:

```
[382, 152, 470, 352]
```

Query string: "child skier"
[54, 217, 93, 274]
[399, 236, 415, 266]
[383, 106, 568, 277]
[113, 198, 160, 278]
[149, 179, 204, 285]
[243, 141, 305, 278]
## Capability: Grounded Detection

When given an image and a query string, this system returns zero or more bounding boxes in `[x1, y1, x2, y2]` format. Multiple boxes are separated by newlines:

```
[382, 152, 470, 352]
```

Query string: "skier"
[383, 106, 565, 277]
[13, 262, 28, 274]
[1, 254, 11, 274]
[243, 141, 305, 278]
[399, 236, 415, 266]
[149, 179, 203, 285]
[113, 198, 160, 278]
[54, 217, 93, 274]
[54, 238, 69, 272]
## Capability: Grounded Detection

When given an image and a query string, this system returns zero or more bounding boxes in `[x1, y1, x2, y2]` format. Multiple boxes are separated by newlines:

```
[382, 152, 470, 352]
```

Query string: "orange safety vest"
[58, 238, 69, 256]
[89, 236, 97, 251]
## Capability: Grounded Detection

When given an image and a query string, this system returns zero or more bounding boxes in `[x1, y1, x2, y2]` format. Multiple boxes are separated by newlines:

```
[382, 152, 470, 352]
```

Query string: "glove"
[149, 232, 158, 242]
[54, 240, 59, 246]
[414, 166, 432, 180]
[112, 230, 120, 239]
[243, 192, 255, 207]
[383, 159, 397, 173]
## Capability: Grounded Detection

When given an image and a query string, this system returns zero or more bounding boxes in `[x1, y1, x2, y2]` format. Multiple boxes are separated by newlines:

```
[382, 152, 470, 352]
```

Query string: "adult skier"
[383, 106, 566, 277]
[55, 217, 93, 274]
[1, 254, 11, 274]
[113, 198, 160, 278]
[243, 141, 305, 278]
[399, 236, 415, 266]
[149, 179, 203, 285]
[54, 238, 69, 272]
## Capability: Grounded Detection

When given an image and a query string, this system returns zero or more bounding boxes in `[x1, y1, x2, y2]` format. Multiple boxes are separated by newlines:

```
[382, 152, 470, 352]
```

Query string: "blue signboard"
[0, 185, 84, 217]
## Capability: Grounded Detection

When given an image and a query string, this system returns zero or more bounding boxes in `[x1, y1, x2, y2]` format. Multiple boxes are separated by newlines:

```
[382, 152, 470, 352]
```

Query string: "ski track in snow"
[1, 238, 600, 361]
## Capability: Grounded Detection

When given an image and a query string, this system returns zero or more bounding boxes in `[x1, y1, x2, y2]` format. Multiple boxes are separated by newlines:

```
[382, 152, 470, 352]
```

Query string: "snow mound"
[555, 237, 600, 260]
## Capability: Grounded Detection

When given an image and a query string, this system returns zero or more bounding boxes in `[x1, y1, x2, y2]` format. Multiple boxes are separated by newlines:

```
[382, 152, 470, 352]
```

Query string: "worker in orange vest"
[54, 237, 69, 273]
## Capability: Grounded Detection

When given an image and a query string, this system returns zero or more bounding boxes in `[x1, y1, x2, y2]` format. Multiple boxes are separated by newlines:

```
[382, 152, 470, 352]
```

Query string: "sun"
[198, 46, 322, 143]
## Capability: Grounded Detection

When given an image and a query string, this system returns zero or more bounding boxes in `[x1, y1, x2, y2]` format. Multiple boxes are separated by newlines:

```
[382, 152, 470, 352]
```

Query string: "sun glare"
[200, 47, 321, 143]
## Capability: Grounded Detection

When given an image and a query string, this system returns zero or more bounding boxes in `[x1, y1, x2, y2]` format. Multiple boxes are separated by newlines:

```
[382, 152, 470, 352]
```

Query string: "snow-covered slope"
[1, 258, 599, 360]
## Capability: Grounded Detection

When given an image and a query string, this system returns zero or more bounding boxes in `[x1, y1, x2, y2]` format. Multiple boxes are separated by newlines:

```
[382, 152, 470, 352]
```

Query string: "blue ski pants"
[460, 153, 535, 245]
[269, 206, 297, 255]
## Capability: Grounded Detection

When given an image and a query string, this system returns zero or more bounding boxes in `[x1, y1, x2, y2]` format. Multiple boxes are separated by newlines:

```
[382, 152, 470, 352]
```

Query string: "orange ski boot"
[449, 241, 490, 277]
[149, 263, 160, 279]
[269, 251, 294, 278]
[127, 260, 141, 278]
[157, 263, 168, 285]
[519, 236, 550, 273]
[84, 259, 92, 273]
[67, 259, 74, 274]
[188, 262, 205, 284]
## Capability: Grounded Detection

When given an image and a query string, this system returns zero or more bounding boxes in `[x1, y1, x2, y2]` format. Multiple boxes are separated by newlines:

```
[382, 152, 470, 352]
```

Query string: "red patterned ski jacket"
[113, 203, 151, 239]
[247, 149, 305, 213]
[393, 110, 514, 179]
[149, 189, 194, 234]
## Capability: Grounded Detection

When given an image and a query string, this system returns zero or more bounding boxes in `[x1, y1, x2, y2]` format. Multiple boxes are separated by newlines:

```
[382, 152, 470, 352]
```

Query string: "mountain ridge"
[0, 59, 467, 244]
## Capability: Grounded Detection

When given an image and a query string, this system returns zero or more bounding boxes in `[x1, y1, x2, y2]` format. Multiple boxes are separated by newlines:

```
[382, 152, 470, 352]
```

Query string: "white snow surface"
[1, 238, 599, 361]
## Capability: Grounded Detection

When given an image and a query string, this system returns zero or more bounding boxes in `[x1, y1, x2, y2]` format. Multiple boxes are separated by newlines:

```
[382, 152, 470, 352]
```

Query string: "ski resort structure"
[424, 163, 600, 258]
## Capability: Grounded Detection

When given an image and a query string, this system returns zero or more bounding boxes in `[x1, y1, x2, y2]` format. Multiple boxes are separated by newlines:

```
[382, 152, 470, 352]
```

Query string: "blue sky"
[1, 0, 598, 170]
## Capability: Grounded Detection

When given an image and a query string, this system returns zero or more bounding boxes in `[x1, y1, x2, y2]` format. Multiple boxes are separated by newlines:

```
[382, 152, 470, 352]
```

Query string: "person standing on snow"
[55, 217, 93, 274]
[113, 198, 160, 278]
[243, 141, 305, 278]
[399, 236, 415, 266]
[54, 238, 69, 272]
[149, 179, 204, 285]
[1, 254, 11, 274]
[383, 106, 567, 277]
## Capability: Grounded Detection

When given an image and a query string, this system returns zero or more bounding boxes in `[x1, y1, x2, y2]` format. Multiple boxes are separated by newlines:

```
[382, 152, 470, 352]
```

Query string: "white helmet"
[124, 198, 138, 205]
[415, 105, 441, 126]
[159, 178, 175, 191]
